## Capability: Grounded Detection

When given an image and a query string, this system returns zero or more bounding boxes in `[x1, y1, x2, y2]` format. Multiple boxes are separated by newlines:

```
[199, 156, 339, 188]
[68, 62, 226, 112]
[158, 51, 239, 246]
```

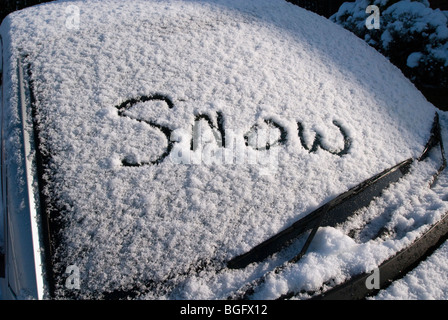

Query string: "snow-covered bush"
[331, 0, 448, 88]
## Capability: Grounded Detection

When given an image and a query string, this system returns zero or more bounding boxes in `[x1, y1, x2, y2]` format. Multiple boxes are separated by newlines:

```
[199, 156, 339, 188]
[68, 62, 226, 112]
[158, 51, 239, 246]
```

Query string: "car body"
[0, 39, 45, 299]
[0, 0, 447, 300]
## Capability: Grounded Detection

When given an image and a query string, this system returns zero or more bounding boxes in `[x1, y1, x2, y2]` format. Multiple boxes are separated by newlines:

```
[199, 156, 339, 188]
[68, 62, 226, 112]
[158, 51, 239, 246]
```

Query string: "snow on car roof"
[1, 0, 447, 299]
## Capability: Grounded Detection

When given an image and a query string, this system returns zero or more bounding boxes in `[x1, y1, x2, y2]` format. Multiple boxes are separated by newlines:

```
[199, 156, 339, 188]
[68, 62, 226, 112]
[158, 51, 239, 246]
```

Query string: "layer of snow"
[0, 0, 447, 299]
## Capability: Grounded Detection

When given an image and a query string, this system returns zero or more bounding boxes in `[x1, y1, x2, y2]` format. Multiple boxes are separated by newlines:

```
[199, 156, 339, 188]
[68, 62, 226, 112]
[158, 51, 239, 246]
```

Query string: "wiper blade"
[228, 112, 445, 270]
[227, 158, 413, 269]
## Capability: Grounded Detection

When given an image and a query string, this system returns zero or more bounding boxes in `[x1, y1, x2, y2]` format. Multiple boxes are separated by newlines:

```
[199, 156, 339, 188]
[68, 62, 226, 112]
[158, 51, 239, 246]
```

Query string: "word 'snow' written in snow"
[115, 94, 352, 167]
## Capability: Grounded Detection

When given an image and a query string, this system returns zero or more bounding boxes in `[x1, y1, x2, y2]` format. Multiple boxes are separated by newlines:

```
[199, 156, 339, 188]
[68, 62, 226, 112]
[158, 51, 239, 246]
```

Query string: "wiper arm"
[419, 112, 446, 187]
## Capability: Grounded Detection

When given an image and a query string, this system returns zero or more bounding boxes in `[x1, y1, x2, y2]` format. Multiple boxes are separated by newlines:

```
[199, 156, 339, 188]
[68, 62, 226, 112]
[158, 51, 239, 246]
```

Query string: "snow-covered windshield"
[1, 0, 447, 299]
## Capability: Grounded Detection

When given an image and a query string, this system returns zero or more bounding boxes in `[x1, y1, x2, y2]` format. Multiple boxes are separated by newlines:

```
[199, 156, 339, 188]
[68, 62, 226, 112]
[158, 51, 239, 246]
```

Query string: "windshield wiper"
[228, 112, 446, 270]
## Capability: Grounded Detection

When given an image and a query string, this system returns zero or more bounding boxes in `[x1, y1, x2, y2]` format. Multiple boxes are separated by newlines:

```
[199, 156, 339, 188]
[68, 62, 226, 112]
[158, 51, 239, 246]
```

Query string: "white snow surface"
[0, 0, 447, 299]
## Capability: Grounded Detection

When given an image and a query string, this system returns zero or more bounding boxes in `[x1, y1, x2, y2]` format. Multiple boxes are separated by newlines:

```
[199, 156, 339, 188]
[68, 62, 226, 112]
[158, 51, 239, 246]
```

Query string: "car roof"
[1, 0, 445, 299]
